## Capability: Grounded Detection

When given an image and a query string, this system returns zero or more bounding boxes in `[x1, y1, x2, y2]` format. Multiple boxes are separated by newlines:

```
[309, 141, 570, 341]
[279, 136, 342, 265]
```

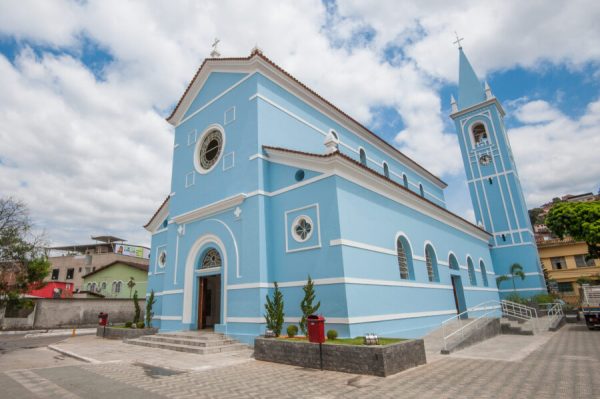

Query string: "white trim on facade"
[263, 148, 489, 242]
[227, 309, 460, 325]
[172, 193, 246, 225]
[498, 287, 546, 293]
[152, 315, 183, 321]
[146, 289, 184, 297]
[249, 92, 446, 190]
[228, 277, 453, 291]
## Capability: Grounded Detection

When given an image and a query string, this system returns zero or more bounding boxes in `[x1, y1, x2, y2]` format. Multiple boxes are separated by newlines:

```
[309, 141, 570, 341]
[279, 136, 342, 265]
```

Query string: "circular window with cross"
[291, 215, 314, 243]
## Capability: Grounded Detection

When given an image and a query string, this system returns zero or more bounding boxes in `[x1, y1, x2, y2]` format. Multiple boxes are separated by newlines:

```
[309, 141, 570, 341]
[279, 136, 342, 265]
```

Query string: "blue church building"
[144, 47, 546, 344]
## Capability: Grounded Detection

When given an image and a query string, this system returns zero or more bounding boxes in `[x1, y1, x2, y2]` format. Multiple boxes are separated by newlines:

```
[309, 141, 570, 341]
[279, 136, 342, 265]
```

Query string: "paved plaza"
[0, 324, 598, 398]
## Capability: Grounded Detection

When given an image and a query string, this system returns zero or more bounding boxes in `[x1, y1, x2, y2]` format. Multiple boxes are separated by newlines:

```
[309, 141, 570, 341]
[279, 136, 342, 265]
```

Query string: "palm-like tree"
[509, 263, 526, 292]
[495, 263, 526, 293]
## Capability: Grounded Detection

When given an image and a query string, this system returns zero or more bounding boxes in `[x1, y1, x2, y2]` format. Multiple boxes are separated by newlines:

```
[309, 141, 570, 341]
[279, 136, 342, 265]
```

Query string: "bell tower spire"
[450, 45, 546, 298]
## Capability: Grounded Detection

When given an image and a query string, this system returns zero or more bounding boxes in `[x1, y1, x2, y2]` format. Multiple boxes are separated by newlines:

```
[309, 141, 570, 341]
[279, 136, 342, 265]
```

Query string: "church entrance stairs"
[126, 331, 249, 355]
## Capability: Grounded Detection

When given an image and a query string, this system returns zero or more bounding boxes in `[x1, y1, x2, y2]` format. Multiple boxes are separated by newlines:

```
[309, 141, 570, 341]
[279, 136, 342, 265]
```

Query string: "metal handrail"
[500, 300, 540, 332]
[542, 302, 563, 329]
[441, 300, 501, 351]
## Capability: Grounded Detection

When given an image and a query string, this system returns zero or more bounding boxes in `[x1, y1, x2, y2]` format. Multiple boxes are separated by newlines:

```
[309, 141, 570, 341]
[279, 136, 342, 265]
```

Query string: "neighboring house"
[538, 238, 600, 304]
[28, 281, 74, 298]
[46, 235, 149, 293]
[144, 48, 546, 344]
[82, 261, 148, 299]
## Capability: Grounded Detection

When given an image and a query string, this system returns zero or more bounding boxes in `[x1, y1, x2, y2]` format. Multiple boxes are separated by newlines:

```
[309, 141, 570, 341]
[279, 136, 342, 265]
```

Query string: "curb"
[25, 329, 96, 338]
[47, 345, 101, 364]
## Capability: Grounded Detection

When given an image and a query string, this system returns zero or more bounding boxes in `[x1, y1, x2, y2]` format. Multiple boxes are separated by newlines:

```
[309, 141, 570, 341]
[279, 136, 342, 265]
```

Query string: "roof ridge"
[167, 51, 446, 188]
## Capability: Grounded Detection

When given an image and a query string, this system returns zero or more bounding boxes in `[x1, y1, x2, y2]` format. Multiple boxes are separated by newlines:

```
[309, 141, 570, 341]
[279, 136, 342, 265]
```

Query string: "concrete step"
[137, 335, 237, 347]
[126, 338, 248, 354]
[156, 332, 226, 340]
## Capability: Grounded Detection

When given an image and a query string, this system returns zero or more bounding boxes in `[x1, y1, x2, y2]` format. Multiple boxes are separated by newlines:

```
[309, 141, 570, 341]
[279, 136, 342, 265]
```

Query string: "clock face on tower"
[479, 154, 492, 166]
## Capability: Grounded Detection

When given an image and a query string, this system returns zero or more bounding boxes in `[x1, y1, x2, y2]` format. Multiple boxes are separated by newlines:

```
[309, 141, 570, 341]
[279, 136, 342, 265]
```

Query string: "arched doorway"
[196, 247, 222, 329]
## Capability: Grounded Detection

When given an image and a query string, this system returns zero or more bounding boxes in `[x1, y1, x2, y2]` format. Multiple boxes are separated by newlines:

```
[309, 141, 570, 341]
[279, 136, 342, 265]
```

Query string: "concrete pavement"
[0, 323, 598, 398]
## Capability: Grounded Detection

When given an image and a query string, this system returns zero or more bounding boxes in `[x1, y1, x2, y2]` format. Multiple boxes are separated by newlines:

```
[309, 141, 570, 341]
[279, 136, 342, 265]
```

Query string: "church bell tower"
[450, 44, 546, 297]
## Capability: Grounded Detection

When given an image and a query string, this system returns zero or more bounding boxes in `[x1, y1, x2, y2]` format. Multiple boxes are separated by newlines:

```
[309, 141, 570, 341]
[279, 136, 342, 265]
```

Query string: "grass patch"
[277, 336, 405, 346]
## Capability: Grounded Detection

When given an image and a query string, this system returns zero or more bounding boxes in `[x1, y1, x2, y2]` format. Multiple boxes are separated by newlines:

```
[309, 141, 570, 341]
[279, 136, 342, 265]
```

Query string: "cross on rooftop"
[453, 32, 464, 49]
[210, 38, 221, 58]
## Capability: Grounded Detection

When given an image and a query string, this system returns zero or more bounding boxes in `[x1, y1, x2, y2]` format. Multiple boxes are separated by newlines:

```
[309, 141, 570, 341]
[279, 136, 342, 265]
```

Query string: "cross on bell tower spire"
[453, 31, 464, 49]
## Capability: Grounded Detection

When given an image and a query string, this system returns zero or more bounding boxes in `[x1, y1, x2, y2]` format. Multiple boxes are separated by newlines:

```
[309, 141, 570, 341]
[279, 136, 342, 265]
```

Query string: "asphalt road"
[0, 333, 70, 354]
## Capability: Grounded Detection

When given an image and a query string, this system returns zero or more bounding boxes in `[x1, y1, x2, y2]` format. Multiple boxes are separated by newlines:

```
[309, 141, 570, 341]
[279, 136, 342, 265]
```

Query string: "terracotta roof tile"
[144, 195, 170, 229]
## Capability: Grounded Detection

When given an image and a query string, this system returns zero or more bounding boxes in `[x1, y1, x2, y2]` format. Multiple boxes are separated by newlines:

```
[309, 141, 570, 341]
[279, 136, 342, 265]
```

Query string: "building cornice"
[171, 193, 246, 225]
[263, 147, 490, 242]
[450, 97, 506, 119]
[144, 196, 170, 233]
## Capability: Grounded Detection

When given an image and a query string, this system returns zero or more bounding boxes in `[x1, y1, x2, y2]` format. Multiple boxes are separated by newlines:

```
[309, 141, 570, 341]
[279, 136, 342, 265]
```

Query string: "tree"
[145, 289, 156, 328]
[509, 263, 526, 292]
[299, 275, 320, 335]
[528, 207, 544, 227]
[496, 275, 510, 288]
[133, 290, 141, 324]
[495, 263, 526, 292]
[264, 282, 284, 336]
[127, 277, 136, 298]
[0, 197, 50, 305]
[546, 201, 600, 258]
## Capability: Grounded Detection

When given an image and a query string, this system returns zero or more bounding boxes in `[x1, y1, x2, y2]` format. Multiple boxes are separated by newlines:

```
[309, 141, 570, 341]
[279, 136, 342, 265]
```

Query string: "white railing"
[441, 300, 501, 352]
[500, 299, 540, 331]
[539, 302, 563, 330]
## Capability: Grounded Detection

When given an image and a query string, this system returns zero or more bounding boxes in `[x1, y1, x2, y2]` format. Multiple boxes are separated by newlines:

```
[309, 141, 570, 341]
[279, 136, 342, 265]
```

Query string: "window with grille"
[200, 248, 222, 269]
[425, 245, 438, 282]
[467, 258, 477, 285]
[551, 257, 566, 270]
[397, 239, 409, 279]
[480, 261, 489, 287]
[574, 255, 595, 268]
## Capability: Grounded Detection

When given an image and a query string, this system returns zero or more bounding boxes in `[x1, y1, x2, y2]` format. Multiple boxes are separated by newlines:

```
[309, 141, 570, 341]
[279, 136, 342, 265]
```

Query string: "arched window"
[101, 282, 107, 291]
[449, 253, 460, 271]
[86, 283, 91, 291]
[114, 281, 122, 293]
[90, 282, 97, 292]
[403, 174, 408, 188]
[425, 244, 439, 282]
[359, 148, 367, 165]
[467, 257, 477, 285]
[200, 248, 222, 269]
[472, 123, 488, 145]
[396, 236, 414, 280]
[419, 184, 425, 197]
[480, 260, 489, 287]
[383, 162, 389, 178]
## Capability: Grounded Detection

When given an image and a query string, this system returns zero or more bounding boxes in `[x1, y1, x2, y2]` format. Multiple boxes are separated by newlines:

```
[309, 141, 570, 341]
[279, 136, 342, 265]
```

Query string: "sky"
[0, 0, 599, 247]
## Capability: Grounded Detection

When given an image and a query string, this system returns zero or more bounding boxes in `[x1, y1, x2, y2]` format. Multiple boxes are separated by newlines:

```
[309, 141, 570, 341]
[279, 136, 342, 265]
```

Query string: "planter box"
[254, 338, 426, 377]
[97, 326, 158, 340]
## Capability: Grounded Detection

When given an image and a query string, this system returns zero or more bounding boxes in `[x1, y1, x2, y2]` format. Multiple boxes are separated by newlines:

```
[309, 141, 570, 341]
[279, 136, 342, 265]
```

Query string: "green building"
[82, 260, 148, 299]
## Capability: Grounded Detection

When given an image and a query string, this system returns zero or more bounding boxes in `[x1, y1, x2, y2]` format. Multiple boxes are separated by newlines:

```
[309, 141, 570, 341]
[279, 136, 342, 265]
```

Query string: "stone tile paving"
[3, 324, 599, 398]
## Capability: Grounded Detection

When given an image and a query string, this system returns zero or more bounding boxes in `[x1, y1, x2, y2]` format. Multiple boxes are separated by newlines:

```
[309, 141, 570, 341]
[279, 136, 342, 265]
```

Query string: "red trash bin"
[98, 312, 108, 326]
[307, 315, 325, 343]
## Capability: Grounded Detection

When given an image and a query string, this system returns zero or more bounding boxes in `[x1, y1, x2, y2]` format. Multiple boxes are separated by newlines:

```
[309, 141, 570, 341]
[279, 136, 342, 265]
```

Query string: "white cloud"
[509, 99, 600, 206]
[0, 0, 599, 245]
